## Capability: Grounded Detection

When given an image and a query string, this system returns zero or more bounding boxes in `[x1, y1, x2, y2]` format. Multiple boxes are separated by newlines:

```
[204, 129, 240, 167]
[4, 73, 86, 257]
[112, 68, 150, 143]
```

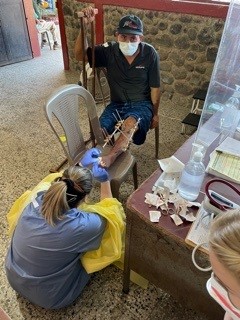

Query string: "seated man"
[32, 0, 61, 50]
[35, 18, 61, 50]
[74, 6, 161, 167]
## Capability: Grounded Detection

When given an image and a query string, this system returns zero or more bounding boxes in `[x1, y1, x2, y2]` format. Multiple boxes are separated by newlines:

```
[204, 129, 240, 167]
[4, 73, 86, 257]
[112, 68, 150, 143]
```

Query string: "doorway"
[29, 0, 67, 69]
[0, 0, 32, 67]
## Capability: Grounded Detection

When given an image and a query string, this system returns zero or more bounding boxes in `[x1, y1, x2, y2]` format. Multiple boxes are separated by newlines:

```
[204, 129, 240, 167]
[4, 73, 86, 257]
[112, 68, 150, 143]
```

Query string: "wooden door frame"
[23, 0, 41, 57]
[56, 0, 69, 70]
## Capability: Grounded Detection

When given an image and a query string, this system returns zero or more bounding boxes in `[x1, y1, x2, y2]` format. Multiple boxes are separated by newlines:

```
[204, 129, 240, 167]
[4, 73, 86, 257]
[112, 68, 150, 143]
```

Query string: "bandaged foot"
[99, 154, 117, 168]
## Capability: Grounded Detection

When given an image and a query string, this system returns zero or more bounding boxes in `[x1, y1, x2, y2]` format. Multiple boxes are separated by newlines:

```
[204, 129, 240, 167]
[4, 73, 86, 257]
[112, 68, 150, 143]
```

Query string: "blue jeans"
[99, 101, 153, 145]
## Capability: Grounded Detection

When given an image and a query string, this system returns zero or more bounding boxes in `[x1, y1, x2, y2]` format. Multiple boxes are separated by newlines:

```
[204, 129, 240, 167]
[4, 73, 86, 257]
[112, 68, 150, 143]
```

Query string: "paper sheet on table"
[206, 150, 240, 184]
[206, 136, 240, 184]
[153, 156, 184, 192]
[185, 205, 210, 253]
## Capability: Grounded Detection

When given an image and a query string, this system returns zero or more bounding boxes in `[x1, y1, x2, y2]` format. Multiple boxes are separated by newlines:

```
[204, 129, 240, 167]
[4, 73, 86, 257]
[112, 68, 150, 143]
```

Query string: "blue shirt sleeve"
[76, 212, 106, 252]
[62, 210, 107, 253]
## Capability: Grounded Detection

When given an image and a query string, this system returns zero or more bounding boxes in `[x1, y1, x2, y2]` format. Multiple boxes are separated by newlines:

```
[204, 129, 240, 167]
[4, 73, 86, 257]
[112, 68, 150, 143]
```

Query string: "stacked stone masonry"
[63, 1, 224, 105]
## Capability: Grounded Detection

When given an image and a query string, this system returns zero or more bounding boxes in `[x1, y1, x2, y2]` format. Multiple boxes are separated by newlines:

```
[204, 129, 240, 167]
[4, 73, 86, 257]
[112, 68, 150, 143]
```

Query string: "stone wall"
[62, 2, 224, 103]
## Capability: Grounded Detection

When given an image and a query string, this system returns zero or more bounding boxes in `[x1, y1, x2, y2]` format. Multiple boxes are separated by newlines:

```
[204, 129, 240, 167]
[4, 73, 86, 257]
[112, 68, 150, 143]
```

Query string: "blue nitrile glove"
[79, 148, 101, 167]
[92, 162, 109, 182]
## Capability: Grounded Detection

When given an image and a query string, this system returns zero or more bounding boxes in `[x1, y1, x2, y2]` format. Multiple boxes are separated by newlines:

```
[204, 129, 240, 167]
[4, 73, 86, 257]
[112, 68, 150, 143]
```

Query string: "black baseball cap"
[117, 15, 143, 36]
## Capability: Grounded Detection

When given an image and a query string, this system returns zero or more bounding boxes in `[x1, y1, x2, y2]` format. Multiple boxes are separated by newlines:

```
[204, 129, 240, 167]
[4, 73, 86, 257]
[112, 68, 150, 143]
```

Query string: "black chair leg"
[132, 162, 138, 190]
[155, 126, 159, 159]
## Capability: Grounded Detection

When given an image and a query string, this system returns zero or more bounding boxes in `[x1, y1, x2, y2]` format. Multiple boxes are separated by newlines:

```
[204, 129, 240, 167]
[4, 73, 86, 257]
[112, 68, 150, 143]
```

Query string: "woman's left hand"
[92, 163, 109, 182]
[79, 148, 101, 167]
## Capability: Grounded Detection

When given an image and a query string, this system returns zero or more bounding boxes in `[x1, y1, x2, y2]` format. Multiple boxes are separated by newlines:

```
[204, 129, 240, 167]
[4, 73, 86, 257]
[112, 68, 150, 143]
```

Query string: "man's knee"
[99, 117, 115, 135]
[124, 117, 147, 145]
[122, 117, 138, 132]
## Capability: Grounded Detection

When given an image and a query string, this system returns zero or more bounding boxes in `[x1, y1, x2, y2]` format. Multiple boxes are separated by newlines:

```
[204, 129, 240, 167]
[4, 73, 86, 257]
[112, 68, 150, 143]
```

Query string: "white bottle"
[178, 150, 205, 201]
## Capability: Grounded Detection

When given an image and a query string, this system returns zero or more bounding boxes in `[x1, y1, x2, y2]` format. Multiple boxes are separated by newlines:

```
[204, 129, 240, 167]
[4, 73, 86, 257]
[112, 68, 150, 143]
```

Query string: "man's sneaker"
[53, 42, 61, 50]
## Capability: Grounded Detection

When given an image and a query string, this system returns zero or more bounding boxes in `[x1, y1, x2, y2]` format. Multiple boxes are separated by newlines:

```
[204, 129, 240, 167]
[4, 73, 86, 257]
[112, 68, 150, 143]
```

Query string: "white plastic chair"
[38, 30, 52, 50]
[44, 84, 138, 199]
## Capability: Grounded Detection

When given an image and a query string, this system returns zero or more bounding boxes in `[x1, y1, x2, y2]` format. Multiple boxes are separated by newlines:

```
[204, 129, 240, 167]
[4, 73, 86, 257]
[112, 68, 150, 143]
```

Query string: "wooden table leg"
[122, 210, 132, 294]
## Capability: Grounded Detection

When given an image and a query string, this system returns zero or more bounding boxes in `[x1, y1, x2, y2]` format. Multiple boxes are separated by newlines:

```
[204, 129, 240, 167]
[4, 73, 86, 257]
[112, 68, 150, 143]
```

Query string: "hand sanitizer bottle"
[178, 146, 205, 201]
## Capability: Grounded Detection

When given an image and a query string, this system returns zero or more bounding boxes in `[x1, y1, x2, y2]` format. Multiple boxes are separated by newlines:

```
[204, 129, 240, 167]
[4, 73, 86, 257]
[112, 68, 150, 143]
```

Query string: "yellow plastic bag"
[80, 198, 126, 273]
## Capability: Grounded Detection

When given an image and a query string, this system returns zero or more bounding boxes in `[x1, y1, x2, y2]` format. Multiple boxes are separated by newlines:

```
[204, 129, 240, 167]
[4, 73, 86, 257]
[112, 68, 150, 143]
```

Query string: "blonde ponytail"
[41, 166, 93, 226]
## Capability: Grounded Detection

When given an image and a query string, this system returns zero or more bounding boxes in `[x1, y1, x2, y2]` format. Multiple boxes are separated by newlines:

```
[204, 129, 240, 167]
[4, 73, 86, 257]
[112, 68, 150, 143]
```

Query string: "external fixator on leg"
[118, 118, 141, 151]
[102, 110, 124, 148]
[99, 112, 141, 167]
[102, 110, 141, 151]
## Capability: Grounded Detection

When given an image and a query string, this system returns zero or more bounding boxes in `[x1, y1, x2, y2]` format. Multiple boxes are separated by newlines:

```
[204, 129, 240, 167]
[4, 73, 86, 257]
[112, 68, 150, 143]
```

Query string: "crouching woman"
[5, 157, 116, 309]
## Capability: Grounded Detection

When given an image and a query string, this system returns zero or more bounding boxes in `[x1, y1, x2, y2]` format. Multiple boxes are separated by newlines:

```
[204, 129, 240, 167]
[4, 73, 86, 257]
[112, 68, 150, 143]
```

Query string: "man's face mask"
[119, 41, 139, 56]
[207, 273, 240, 320]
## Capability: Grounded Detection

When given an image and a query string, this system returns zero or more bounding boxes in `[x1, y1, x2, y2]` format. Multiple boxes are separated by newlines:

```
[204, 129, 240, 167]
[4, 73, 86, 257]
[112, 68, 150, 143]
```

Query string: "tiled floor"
[0, 48, 207, 319]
